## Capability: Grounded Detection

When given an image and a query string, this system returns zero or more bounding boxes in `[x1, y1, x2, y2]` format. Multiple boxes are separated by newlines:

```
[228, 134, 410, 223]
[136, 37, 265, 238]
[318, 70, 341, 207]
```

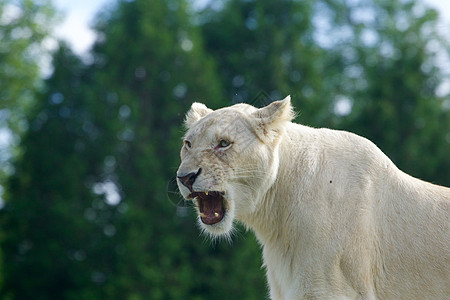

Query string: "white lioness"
[176, 96, 449, 299]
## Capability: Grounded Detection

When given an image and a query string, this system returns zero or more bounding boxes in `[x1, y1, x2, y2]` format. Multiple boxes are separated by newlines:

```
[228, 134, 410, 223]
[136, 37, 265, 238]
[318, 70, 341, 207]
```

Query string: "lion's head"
[176, 96, 294, 237]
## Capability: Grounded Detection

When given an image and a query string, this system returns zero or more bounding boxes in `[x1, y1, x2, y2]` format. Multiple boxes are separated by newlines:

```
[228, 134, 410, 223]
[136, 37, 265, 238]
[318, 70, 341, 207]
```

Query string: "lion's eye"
[218, 139, 231, 148]
[184, 140, 192, 149]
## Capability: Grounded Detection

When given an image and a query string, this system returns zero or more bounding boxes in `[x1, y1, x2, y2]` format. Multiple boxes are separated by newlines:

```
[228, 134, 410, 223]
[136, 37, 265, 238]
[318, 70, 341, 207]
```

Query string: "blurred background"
[0, 0, 449, 299]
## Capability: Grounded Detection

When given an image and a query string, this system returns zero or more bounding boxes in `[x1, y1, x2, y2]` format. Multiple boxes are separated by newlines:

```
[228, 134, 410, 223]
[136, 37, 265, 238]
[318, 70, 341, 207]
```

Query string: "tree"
[321, 0, 450, 185]
[0, 0, 57, 295]
[0, 44, 119, 300]
[0, 0, 56, 181]
[0, 0, 55, 111]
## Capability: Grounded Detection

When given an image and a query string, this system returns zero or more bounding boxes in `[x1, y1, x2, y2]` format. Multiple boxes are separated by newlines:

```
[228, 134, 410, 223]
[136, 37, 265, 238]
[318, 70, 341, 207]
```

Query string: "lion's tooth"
[214, 212, 219, 217]
[205, 191, 208, 195]
[199, 212, 206, 218]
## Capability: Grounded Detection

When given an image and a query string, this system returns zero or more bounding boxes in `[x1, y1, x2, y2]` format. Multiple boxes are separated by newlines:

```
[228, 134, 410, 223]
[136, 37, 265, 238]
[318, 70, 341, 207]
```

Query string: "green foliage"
[0, 0, 55, 109]
[0, 45, 119, 299]
[0, 0, 56, 150]
[322, 0, 450, 185]
[0, 0, 448, 299]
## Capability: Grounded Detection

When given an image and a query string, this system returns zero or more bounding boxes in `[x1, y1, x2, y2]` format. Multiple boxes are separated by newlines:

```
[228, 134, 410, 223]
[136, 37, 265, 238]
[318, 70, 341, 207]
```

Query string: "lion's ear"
[250, 95, 294, 142]
[184, 102, 213, 128]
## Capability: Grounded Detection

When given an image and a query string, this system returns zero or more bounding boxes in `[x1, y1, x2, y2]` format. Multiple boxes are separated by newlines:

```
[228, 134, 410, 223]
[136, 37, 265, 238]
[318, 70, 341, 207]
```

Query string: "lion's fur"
[177, 97, 450, 299]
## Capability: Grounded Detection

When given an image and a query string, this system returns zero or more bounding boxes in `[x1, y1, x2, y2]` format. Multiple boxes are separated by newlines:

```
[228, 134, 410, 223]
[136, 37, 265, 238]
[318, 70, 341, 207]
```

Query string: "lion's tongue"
[199, 193, 224, 225]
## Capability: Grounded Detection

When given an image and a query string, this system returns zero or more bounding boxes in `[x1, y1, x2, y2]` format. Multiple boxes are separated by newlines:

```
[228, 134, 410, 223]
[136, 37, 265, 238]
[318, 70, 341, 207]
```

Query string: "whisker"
[232, 182, 261, 194]
[233, 168, 272, 176]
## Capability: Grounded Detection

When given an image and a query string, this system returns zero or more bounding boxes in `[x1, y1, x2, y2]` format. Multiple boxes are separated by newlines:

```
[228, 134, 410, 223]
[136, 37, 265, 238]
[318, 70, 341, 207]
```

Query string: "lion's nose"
[177, 168, 202, 191]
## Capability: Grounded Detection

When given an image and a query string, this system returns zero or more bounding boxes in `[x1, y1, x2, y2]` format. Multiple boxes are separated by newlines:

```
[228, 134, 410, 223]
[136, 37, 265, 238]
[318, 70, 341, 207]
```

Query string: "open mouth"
[189, 191, 225, 225]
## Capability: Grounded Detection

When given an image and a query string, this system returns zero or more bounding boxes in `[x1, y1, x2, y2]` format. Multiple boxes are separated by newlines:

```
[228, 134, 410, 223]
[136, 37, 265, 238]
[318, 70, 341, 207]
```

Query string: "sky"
[53, 0, 450, 56]
[52, 0, 112, 55]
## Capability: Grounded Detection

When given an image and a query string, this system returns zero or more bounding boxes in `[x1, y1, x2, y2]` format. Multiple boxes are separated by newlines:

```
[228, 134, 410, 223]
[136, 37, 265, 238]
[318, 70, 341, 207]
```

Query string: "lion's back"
[279, 123, 450, 299]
